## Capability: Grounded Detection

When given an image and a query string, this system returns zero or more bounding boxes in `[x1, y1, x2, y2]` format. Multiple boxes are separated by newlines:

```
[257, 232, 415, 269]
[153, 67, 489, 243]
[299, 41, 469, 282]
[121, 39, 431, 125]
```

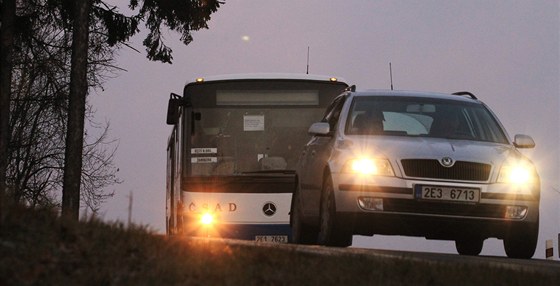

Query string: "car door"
[299, 95, 347, 216]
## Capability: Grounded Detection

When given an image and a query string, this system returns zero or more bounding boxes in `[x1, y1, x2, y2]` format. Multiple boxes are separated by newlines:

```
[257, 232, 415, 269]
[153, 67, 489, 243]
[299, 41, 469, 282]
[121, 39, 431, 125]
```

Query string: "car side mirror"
[308, 122, 331, 136]
[513, 134, 535, 149]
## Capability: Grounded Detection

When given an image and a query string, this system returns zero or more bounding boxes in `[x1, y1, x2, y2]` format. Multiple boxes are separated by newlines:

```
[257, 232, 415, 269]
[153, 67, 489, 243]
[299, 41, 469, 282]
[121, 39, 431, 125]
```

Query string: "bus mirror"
[166, 97, 182, 125]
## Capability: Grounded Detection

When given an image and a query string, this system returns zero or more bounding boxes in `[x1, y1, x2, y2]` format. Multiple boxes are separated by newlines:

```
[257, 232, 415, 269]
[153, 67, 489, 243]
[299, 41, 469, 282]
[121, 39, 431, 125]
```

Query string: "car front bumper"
[331, 173, 540, 239]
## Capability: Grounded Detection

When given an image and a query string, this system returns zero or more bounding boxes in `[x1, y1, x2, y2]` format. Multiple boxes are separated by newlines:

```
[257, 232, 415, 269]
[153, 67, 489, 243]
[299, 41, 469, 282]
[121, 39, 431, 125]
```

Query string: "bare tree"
[2, 0, 222, 220]
[7, 1, 122, 212]
[0, 0, 16, 215]
[60, 0, 223, 219]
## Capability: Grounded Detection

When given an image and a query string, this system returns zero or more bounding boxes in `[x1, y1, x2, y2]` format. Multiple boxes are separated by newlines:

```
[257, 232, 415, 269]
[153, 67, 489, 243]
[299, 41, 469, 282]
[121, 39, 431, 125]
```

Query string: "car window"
[384, 112, 430, 135]
[345, 96, 508, 143]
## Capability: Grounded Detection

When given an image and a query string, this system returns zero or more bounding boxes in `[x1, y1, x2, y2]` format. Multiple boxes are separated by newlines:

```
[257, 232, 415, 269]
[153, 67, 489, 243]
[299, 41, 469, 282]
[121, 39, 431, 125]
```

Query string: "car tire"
[290, 185, 318, 244]
[503, 218, 539, 259]
[317, 174, 352, 247]
[455, 237, 484, 256]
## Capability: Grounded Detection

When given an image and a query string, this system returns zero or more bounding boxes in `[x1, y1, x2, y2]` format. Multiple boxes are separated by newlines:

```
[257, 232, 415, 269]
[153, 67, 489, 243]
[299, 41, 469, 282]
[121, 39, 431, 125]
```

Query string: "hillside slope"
[1, 204, 559, 285]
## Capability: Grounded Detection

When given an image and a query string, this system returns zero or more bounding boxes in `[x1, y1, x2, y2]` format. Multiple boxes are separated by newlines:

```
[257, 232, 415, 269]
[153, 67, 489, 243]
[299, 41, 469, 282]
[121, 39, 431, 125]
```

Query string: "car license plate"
[415, 185, 480, 203]
[255, 235, 288, 243]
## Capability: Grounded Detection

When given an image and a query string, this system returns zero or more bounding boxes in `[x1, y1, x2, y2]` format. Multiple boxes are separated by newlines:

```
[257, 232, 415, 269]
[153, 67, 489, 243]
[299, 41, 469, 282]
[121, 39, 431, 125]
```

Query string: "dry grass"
[1, 203, 559, 286]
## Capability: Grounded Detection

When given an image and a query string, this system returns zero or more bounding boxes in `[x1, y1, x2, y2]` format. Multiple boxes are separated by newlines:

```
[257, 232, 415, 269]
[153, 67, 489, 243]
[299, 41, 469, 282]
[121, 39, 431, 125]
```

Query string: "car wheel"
[290, 185, 318, 244]
[455, 237, 484, 256]
[317, 175, 352, 247]
[503, 219, 539, 259]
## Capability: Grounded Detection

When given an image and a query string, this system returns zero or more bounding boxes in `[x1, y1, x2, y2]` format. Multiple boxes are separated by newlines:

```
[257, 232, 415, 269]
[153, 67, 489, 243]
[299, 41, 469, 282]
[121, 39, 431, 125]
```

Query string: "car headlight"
[497, 161, 537, 185]
[343, 158, 394, 176]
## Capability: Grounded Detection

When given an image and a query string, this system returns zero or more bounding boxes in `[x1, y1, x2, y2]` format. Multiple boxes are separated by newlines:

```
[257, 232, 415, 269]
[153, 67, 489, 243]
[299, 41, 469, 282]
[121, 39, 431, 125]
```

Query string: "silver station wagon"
[291, 88, 540, 259]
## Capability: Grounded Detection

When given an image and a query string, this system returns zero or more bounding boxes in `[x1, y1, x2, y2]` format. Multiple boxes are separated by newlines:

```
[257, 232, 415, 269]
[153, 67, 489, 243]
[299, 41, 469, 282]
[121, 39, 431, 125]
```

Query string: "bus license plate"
[416, 185, 480, 203]
[255, 235, 288, 243]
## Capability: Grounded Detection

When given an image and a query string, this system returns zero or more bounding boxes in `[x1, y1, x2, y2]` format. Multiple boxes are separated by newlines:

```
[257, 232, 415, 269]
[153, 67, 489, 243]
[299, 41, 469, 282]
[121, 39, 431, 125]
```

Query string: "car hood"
[340, 136, 517, 166]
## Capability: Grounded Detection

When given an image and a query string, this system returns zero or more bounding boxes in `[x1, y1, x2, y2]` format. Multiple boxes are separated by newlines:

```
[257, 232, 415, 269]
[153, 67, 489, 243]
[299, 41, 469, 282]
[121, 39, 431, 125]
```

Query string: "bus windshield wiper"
[241, 170, 296, 175]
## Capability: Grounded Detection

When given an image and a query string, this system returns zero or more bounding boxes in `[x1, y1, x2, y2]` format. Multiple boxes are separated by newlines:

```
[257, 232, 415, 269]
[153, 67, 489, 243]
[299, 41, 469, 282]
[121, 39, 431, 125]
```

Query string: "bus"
[166, 73, 348, 242]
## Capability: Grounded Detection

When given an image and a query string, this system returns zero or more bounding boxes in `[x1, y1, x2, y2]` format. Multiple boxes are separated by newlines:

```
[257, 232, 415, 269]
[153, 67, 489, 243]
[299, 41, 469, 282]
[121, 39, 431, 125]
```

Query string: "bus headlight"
[343, 158, 394, 176]
[200, 212, 215, 226]
[497, 161, 537, 185]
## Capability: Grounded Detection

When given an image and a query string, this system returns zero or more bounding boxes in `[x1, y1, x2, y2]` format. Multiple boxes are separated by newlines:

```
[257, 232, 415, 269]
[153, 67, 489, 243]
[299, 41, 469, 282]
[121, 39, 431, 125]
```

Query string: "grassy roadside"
[1, 204, 559, 286]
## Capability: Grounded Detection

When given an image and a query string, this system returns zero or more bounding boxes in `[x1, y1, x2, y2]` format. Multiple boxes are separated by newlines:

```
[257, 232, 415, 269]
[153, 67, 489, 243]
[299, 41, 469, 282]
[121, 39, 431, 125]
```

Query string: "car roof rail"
[452, 91, 477, 100]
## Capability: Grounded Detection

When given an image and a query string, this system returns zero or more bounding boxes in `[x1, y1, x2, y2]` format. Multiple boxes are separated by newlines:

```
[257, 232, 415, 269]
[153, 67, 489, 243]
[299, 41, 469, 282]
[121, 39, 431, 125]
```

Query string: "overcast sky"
[92, 0, 559, 258]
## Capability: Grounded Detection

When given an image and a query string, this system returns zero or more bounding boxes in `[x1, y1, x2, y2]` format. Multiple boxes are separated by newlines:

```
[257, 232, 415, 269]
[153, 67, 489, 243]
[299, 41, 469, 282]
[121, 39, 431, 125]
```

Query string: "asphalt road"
[345, 246, 560, 271]
[207, 237, 560, 270]
[213, 237, 560, 283]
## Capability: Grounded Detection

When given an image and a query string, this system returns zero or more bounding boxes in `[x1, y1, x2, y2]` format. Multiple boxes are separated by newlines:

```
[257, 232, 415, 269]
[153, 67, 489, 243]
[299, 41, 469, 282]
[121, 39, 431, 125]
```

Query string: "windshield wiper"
[241, 170, 296, 175]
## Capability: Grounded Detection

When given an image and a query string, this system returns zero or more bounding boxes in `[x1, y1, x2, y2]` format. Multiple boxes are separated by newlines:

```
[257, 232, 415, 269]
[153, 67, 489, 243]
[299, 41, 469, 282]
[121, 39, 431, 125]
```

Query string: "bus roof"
[185, 73, 348, 86]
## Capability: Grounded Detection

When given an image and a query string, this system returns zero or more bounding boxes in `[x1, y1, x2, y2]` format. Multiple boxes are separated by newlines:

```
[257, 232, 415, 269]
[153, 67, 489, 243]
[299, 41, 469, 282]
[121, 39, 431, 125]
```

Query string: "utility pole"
[128, 191, 133, 227]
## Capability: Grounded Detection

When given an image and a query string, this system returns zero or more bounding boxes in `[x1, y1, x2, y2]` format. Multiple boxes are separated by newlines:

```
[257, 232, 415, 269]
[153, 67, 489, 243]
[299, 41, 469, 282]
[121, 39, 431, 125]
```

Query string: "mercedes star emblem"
[262, 202, 277, 216]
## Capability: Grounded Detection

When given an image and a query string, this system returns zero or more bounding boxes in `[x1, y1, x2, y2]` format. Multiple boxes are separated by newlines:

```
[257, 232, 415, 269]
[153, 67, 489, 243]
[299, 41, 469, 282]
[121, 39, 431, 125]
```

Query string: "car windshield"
[345, 96, 509, 144]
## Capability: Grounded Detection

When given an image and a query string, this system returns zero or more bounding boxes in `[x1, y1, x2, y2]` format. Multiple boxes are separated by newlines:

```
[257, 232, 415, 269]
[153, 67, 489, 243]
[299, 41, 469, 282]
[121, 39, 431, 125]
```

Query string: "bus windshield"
[185, 78, 347, 176]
